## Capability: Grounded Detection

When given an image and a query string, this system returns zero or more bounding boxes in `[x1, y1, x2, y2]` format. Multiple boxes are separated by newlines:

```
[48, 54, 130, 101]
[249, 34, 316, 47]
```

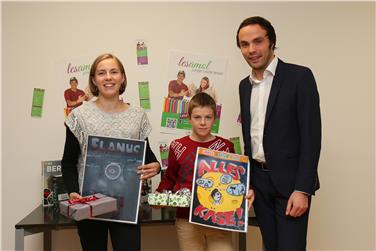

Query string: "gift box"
[147, 192, 169, 206]
[60, 193, 117, 221]
[168, 189, 191, 208]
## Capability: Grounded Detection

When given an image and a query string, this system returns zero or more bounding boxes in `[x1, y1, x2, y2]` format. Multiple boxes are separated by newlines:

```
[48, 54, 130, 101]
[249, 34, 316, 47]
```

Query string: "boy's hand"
[245, 189, 255, 211]
[138, 162, 161, 180]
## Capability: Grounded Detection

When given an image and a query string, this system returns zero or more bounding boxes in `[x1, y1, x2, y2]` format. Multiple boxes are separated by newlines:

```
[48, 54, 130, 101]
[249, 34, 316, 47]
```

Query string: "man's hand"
[137, 162, 161, 180]
[285, 191, 309, 217]
[77, 95, 86, 103]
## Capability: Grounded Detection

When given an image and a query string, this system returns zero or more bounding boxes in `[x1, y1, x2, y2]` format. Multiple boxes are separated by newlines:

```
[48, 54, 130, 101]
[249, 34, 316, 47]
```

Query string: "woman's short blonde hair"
[89, 53, 127, 96]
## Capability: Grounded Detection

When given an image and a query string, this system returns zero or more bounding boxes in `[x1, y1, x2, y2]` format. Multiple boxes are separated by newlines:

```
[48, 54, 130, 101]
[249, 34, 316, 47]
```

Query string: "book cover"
[42, 160, 69, 207]
[189, 147, 250, 232]
[81, 135, 146, 224]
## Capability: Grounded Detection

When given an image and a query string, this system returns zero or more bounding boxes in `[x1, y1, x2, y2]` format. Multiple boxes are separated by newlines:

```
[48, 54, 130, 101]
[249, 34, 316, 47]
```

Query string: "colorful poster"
[160, 50, 228, 134]
[138, 81, 151, 109]
[81, 135, 146, 224]
[137, 40, 148, 65]
[31, 88, 45, 117]
[189, 147, 249, 232]
[56, 56, 93, 118]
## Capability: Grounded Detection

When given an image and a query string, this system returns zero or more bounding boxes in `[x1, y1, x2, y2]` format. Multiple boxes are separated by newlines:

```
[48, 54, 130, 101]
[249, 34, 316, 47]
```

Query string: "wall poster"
[160, 50, 228, 134]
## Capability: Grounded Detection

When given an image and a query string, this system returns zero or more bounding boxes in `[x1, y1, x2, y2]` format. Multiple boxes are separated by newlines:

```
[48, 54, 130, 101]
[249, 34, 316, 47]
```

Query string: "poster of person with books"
[160, 50, 227, 134]
[189, 147, 250, 232]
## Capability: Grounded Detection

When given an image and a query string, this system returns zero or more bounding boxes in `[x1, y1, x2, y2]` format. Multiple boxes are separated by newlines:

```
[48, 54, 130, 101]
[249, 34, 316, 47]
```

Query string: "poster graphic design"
[189, 147, 249, 232]
[56, 57, 93, 118]
[31, 88, 45, 117]
[137, 40, 148, 65]
[42, 160, 68, 207]
[160, 51, 227, 134]
[81, 135, 146, 224]
[158, 141, 169, 169]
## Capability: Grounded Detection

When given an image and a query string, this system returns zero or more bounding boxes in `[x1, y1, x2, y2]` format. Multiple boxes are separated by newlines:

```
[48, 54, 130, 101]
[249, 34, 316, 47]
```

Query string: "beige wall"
[2, 2, 375, 250]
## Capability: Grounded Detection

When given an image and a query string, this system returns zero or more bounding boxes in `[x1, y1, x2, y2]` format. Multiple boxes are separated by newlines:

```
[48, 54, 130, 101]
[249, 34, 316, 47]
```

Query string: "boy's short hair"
[177, 70, 185, 77]
[188, 92, 217, 118]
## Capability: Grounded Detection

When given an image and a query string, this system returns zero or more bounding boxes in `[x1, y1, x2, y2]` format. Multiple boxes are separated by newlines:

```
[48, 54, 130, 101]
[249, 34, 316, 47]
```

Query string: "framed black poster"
[81, 135, 145, 224]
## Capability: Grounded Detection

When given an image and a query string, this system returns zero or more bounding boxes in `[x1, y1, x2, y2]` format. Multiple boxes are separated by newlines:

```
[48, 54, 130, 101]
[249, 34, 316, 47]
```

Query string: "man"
[237, 16, 321, 250]
[168, 70, 189, 99]
[64, 77, 87, 110]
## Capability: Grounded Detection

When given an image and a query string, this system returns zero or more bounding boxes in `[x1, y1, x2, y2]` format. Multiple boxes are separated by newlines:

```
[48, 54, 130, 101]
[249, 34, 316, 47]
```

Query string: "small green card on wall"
[31, 88, 45, 117]
[138, 81, 151, 109]
[229, 137, 242, 155]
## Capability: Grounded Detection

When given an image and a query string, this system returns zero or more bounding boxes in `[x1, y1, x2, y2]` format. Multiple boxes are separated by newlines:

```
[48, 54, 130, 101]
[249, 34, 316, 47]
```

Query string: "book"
[189, 147, 250, 232]
[42, 160, 69, 207]
[81, 135, 146, 224]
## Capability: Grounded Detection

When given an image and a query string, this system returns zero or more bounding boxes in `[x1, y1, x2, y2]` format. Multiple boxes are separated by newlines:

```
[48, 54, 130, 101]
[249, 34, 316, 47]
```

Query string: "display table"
[15, 204, 257, 251]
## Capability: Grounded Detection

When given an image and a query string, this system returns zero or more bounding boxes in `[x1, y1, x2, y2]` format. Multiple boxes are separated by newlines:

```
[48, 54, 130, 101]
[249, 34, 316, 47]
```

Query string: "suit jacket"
[239, 59, 321, 196]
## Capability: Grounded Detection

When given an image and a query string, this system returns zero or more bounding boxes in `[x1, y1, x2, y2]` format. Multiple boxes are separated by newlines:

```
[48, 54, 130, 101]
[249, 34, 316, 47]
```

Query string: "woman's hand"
[138, 162, 161, 180]
[69, 192, 82, 200]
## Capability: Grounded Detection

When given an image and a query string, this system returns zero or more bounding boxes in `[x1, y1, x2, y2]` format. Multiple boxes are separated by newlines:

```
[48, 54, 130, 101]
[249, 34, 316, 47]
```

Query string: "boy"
[155, 92, 254, 251]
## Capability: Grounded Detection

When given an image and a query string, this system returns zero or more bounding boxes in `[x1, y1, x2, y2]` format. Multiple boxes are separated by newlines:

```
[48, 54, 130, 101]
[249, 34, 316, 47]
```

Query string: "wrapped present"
[60, 193, 117, 221]
[147, 192, 169, 206]
[168, 188, 191, 207]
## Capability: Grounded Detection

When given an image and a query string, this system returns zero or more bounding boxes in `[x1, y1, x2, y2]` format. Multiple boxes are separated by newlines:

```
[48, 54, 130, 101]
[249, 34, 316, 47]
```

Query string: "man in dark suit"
[237, 16, 321, 250]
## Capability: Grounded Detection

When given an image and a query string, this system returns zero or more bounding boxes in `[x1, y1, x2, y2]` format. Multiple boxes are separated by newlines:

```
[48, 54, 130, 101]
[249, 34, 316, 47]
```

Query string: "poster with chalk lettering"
[81, 135, 146, 224]
[189, 147, 250, 232]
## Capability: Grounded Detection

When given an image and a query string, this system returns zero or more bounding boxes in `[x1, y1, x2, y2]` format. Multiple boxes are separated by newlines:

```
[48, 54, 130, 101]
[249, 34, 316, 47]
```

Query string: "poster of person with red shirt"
[57, 57, 94, 118]
[64, 76, 88, 116]
[189, 147, 250, 232]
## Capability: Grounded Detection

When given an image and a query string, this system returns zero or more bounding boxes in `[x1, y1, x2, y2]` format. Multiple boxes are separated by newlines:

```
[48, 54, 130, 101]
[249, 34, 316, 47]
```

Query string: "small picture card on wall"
[229, 137, 242, 155]
[138, 81, 151, 109]
[136, 40, 148, 65]
[31, 88, 45, 117]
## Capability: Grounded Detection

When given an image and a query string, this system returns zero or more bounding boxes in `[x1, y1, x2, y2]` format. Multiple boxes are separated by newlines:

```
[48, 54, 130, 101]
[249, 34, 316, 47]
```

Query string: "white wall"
[2, 2, 375, 251]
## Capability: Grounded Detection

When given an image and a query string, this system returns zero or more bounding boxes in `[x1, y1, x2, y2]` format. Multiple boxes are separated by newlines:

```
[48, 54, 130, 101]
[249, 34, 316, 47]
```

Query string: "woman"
[62, 53, 160, 251]
[195, 76, 217, 103]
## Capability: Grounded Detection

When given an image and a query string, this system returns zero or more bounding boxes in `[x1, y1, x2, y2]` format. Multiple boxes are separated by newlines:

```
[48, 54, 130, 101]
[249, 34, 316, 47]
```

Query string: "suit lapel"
[265, 60, 285, 125]
[243, 78, 252, 129]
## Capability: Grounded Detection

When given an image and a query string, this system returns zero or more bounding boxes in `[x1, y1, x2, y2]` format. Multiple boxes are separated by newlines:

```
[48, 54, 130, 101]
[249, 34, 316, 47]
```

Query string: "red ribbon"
[68, 195, 98, 205]
[67, 195, 98, 219]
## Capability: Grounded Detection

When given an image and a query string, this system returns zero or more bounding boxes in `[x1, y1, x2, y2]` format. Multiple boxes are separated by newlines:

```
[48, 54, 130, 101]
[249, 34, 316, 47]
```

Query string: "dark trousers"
[76, 219, 140, 251]
[251, 166, 311, 251]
